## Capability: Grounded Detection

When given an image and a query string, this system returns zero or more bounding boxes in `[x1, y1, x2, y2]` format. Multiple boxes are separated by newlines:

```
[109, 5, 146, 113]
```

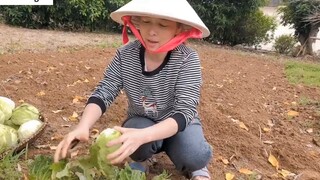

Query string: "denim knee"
[172, 145, 213, 172]
[130, 141, 162, 161]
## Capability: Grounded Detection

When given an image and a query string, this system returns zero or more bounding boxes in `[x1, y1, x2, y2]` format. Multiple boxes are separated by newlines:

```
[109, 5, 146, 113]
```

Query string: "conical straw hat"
[110, 0, 210, 38]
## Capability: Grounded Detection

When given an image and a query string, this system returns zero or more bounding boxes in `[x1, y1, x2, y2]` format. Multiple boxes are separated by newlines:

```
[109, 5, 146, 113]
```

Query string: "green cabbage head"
[10, 103, 40, 125]
[0, 96, 15, 124]
[0, 124, 18, 153]
[0, 110, 5, 124]
[92, 128, 122, 166]
[17, 119, 43, 141]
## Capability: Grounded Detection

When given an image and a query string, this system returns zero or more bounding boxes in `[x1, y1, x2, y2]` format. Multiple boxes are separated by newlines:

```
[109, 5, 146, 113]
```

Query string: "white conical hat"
[110, 0, 210, 38]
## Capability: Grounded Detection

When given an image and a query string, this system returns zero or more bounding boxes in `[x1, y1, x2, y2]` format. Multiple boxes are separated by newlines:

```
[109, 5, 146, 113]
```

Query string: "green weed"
[285, 61, 320, 87]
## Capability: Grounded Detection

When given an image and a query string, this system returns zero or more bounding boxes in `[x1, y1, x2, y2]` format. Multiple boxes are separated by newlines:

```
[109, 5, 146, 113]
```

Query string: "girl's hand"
[54, 126, 90, 163]
[107, 126, 148, 164]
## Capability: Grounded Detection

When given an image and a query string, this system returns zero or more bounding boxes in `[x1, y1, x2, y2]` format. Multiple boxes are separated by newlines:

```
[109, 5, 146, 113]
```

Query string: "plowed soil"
[1, 24, 320, 180]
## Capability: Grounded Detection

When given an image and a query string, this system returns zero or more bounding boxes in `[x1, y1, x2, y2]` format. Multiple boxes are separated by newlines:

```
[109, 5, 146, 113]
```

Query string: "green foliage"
[0, 150, 24, 179]
[1, 0, 130, 32]
[235, 10, 277, 46]
[273, 34, 297, 54]
[278, 0, 320, 38]
[28, 155, 53, 180]
[28, 154, 147, 179]
[1, 0, 276, 46]
[285, 61, 320, 87]
[189, 0, 275, 46]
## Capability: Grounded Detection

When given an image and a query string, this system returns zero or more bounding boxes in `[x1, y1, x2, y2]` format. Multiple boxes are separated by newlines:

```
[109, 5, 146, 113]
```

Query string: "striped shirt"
[88, 40, 202, 131]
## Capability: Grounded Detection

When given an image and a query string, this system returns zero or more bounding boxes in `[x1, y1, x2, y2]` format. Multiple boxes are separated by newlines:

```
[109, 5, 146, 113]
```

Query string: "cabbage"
[0, 124, 18, 153]
[0, 96, 15, 110]
[0, 96, 15, 124]
[92, 128, 121, 166]
[0, 110, 5, 124]
[4, 118, 20, 130]
[17, 119, 43, 141]
[10, 103, 40, 125]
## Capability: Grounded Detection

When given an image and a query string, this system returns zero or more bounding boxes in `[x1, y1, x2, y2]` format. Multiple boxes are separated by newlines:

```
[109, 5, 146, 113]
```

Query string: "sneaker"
[190, 167, 211, 180]
[129, 161, 148, 173]
[128, 158, 156, 173]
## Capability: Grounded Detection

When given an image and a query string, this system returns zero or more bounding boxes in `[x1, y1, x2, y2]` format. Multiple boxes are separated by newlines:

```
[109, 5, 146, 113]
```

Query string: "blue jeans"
[123, 116, 213, 175]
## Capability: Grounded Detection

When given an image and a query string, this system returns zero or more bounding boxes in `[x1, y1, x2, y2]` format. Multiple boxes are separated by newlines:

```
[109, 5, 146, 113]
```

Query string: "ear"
[175, 23, 183, 35]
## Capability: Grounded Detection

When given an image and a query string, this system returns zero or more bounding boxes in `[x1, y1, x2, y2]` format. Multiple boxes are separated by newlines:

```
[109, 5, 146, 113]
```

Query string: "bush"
[273, 34, 297, 55]
[0, 0, 130, 32]
[189, 0, 275, 46]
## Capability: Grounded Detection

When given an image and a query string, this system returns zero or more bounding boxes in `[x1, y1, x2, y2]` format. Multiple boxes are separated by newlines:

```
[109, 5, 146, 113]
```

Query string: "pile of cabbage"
[0, 96, 42, 154]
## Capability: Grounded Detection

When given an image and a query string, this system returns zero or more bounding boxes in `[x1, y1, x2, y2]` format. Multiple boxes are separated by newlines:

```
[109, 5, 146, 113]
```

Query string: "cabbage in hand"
[89, 128, 122, 168]
[10, 103, 40, 125]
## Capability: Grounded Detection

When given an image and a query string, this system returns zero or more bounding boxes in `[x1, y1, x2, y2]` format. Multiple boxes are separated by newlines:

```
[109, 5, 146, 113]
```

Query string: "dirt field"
[1, 23, 320, 180]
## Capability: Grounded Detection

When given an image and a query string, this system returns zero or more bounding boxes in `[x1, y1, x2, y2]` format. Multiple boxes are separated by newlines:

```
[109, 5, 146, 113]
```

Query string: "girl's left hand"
[107, 126, 148, 164]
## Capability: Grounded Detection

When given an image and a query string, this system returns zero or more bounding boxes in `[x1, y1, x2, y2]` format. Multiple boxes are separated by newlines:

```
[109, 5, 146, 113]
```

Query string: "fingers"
[53, 137, 74, 163]
[108, 144, 134, 164]
[107, 136, 123, 146]
[113, 126, 126, 133]
[110, 148, 133, 164]
[54, 140, 66, 163]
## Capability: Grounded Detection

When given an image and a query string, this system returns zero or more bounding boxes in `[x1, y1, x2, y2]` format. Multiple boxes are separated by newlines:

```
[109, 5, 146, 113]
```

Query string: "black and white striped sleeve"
[171, 51, 202, 131]
[87, 50, 123, 113]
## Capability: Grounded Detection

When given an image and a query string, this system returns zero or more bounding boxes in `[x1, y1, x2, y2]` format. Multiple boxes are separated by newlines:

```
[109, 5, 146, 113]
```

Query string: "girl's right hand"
[54, 126, 90, 163]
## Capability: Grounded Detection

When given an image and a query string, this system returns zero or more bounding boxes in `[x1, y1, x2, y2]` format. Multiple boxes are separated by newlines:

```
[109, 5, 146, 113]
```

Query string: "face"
[138, 16, 181, 51]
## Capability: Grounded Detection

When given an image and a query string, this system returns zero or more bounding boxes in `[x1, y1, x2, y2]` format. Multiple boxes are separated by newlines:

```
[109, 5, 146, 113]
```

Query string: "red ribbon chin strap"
[122, 16, 202, 53]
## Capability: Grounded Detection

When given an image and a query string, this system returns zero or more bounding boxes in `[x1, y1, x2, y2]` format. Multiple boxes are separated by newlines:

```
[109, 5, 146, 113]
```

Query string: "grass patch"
[299, 96, 318, 106]
[0, 150, 25, 179]
[285, 61, 320, 87]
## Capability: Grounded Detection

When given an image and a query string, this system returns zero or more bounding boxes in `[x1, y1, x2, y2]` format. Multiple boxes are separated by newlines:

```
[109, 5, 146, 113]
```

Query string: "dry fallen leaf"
[35, 144, 51, 149]
[225, 173, 235, 180]
[67, 80, 83, 87]
[268, 153, 279, 170]
[291, 101, 297, 106]
[263, 140, 274, 145]
[68, 112, 79, 121]
[52, 109, 63, 114]
[221, 158, 229, 165]
[70, 150, 80, 158]
[72, 95, 86, 104]
[90, 129, 100, 138]
[218, 156, 229, 165]
[50, 146, 57, 150]
[51, 135, 62, 141]
[85, 65, 91, 70]
[37, 90, 46, 96]
[62, 117, 68, 121]
[267, 120, 275, 127]
[239, 122, 249, 131]
[263, 127, 271, 132]
[239, 168, 253, 175]
[278, 169, 296, 178]
[287, 110, 299, 117]
[306, 128, 313, 133]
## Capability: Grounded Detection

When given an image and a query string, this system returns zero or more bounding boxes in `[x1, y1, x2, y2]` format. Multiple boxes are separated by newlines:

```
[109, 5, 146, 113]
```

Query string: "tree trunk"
[307, 25, 319, 55]
[298, 25, 319, 56]
[298, 35, 308, 56]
